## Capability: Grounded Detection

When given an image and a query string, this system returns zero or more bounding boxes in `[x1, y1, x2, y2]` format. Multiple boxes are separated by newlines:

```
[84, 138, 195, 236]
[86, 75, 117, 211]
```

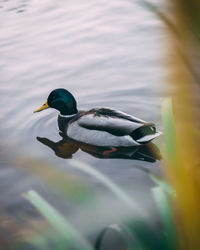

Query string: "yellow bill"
[34, 101, 49, 113]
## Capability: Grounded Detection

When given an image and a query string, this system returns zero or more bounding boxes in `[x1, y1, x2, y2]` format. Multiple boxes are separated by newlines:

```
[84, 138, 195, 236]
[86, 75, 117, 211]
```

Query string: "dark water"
[0, 0, 164, 247]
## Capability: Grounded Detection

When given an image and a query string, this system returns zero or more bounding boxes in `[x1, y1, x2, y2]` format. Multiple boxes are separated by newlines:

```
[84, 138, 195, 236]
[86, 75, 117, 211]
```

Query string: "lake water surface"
[0, 0, 164, 247]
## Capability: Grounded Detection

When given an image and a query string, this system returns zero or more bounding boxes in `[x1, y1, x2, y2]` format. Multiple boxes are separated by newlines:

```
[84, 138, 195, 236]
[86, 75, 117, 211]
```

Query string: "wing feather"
[77, 108, 145, 136]
[66, 108, 159, 146]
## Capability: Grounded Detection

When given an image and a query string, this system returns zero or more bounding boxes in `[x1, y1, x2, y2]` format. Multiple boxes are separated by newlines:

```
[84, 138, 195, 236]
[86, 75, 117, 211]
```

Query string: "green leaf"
[152, 187, 177, 250]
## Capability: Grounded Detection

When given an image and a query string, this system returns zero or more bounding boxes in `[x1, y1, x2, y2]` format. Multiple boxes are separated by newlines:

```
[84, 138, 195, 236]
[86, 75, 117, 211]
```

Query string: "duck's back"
[64, 108, 160, 147]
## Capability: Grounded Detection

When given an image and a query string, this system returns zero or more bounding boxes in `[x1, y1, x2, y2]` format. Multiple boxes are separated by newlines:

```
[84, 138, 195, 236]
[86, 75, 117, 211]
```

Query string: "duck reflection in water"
[37, 135, 161, 162]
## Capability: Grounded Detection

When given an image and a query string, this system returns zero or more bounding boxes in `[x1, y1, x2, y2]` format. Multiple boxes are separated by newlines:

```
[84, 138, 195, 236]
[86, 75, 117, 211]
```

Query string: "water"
[0, 0, 164, 247]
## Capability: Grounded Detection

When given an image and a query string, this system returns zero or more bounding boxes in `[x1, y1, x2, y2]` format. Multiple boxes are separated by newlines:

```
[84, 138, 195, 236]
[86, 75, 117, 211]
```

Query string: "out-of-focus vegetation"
[146, 0, 200, 249]
[0, 0, 200, 249]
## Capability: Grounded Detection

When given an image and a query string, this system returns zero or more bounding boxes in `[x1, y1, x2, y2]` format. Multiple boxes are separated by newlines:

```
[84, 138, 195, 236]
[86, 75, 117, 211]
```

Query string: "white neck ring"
[59, 113, 77, 118]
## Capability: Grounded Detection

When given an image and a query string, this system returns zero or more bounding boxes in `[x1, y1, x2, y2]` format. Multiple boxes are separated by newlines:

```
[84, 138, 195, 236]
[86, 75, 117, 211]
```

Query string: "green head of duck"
[34, 88, 78, 115]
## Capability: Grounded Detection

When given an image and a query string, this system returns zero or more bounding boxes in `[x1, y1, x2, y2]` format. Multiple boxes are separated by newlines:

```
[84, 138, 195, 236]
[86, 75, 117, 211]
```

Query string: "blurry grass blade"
[162, 98, 180, 168]
[134, 165, 175, 196]
[69, 160, 142, 214]
[140, 0, 181, 38]
[29, 229, 75, 250]
[140, 0, 199, 83]
[152, 187, 177, 250]
[150, 173, 175, 197]
[24, 190, 93, 250]
[18, 158, 94, 203]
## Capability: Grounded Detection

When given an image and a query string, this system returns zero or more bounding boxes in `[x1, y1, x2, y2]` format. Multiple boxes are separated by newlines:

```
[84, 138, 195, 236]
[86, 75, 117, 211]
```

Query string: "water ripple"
[0, 0, 163, 155]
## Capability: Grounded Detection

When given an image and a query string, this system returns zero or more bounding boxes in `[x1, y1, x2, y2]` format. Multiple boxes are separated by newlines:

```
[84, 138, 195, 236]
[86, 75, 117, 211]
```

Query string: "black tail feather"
[130, 125, 156, 141]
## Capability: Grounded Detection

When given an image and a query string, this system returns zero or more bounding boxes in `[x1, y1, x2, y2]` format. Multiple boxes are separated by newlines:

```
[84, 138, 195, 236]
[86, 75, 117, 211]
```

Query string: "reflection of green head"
[47, 88, 78, 115]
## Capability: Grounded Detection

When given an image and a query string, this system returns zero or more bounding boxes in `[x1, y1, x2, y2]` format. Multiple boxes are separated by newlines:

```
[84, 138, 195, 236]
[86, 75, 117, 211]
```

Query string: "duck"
[34, 88, 161, 147]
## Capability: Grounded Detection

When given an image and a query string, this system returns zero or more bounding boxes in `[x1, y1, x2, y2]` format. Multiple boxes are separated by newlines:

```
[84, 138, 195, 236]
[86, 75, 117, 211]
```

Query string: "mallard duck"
[34, 88, 161, 147]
